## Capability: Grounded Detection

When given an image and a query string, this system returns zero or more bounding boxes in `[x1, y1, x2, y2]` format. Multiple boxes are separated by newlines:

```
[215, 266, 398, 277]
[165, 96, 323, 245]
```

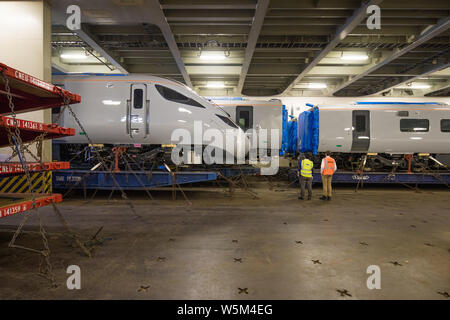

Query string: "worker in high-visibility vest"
[298, 152, 314, 200]
[320, 151, 337, 201]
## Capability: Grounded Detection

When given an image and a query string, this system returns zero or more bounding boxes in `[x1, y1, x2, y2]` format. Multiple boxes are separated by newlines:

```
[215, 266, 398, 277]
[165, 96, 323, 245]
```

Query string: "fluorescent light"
[206, 82, 225, 88]
[178, 120, 187, 123]
[358, 136, 370, 139]
[410, 84, 431, 89]
[199, 51, 226, 61]
[410, 137, 423, 140]
[102, 100, 121, 105]
[397, 83, 431, 90]
[340, 53, 369, 61]
[308, 83, 327, 89]
[60, 52, 89, 60]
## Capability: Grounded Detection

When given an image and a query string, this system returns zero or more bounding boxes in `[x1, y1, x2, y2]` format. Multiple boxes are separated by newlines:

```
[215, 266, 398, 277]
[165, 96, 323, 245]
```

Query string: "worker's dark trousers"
[299, 176, 313, 199]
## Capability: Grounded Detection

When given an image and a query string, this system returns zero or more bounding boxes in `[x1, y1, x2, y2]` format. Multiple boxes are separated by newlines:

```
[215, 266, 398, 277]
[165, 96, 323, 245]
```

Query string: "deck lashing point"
[336, 289, 352, 297]
[238, 288, 248, 294]
[138, 285, 150, 292]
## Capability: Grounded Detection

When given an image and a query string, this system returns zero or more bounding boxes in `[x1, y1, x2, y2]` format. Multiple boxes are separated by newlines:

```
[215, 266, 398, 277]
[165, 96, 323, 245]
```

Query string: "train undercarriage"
[54, 143, 252, 171]
[54, 143, 172, 171]
[56, 142, 450, 174]
[309, 153, 450, 173]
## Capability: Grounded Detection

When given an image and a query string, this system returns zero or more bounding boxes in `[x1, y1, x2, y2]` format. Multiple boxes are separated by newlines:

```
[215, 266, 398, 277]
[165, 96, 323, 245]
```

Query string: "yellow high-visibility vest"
[301, 159, 313, 178]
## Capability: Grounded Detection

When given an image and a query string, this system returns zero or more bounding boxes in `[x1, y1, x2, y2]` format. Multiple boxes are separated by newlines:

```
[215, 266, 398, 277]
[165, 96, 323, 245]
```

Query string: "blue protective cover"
[287, 121, 298, 154]
[297, 107, 319, 155]
[280, 105, 289, 155]
[311, 108, 319, 155]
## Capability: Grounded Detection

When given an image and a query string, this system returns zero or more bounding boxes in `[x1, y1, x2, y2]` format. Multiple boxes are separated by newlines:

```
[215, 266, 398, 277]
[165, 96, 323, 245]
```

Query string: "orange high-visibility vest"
[322, 156, 336, 175]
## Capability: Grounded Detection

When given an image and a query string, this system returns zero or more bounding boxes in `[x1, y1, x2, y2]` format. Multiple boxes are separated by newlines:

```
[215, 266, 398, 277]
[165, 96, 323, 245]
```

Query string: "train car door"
[127, 83, 149, 139]
[236, 106, 253, 131]
[351, 110, 370, 152]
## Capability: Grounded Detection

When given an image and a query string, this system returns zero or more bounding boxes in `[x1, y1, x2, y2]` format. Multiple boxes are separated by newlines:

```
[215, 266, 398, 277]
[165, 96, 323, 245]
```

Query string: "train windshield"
[155, 84, 205, 108]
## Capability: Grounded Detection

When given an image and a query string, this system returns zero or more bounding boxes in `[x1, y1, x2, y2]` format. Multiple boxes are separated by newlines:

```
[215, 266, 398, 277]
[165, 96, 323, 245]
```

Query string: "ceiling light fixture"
[308, 83, 327, 89]
[199, 51, 226, 61]
[397, 83, 432, 90]
[340, 53, 369, 61]
[60, 52, 89, 60]
[409, 84, 431, 89]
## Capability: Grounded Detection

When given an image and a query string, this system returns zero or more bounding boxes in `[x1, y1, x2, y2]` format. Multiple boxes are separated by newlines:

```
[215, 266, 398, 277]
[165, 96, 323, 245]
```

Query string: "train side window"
[133, 88, 144, 109]
[236, 106, 253, 131]
[155, 84, 205, 108]
[238, 111, 250, 130]
[400, 119, 429, 132]
[441, 119, 450, 132]
[355, 115, 366, 132]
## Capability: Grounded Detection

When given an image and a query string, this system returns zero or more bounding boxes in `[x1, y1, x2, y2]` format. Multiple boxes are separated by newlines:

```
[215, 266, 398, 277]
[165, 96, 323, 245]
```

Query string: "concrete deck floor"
[0, 179, 449, 300]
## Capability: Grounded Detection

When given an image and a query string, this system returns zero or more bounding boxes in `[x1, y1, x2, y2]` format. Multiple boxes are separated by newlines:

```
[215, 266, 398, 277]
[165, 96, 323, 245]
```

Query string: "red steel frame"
[0, 61, 79, 217]
[0, 62, 81, 115]
[0, 115, 75, 147]
[0, 161, 70, 175]
[0, 194, 62, 218]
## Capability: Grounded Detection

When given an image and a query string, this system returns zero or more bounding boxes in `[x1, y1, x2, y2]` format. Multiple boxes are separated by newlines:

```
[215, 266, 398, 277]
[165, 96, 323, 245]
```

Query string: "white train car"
[212, 99, 283, 154]
[298, 102, 450, 169]
[53, 75, 247, 162]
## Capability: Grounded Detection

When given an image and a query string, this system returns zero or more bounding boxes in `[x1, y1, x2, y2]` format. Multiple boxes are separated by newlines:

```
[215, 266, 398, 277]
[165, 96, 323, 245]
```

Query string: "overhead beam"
[127, 64, 182, 74]
[165, 9, 255, 21]
[267, 9, 448, 19]
[424, 80, 450, 96]
[281, 0, 384, 94]
[161, 0, 257, 10]
[171, 25, 250, 35]
[269, 0, 450, 10]
[89, 25, 149, 36]
[51, 57, 123, 74]
[73, 24, 128, 74]
[331, 15, 450, 95]
[373, 63, 450, 95]
[148, 0, 193, 88]
[237, 0, 270, 94]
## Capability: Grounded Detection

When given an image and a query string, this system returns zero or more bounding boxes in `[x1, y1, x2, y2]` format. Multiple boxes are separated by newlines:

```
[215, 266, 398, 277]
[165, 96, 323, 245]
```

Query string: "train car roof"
[212, 99, 283, 107]
[52, 73, 192, 91]
[309, 102, 450, 110]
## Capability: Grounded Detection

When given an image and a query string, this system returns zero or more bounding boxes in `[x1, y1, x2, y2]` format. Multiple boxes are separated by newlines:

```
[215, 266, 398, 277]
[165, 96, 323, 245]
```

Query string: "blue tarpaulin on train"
[281, 105, 299, 156]
[298, 107, 319, 155]
[287, 121, 298, 154]
[280, 105, 289, 155]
